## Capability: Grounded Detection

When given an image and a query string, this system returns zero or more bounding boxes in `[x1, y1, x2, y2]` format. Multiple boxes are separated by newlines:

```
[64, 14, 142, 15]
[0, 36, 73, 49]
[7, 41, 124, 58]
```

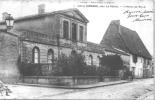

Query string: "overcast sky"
[0, 0, 153, 55]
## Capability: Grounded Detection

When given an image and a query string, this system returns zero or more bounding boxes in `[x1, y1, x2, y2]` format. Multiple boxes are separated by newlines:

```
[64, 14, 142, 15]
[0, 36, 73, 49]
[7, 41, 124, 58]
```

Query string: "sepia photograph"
[0, 0, 154, 99]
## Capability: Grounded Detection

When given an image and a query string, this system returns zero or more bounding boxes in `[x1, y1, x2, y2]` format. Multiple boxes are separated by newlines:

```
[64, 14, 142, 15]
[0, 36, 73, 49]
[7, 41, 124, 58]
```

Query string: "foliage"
[53, 53, 98, 76]
[100, 55, 124, 70]
[52, 54, 68, 76]
[20, 63, 42, 76]
[97, 55, 124, 76]
[68, 53, 86, 75]
[83, 65, 97, 76]
[17, 55, 42, 76]
[17, 53, 125, 77]
[97, 65, 111, 76]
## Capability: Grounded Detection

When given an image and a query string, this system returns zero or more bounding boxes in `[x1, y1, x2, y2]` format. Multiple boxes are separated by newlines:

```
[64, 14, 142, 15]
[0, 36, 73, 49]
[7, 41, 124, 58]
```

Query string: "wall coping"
[24, 76, 120, 79]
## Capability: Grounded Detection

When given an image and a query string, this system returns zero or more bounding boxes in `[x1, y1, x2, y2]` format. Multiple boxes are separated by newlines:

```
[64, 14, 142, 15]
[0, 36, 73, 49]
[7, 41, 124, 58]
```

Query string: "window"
[32, 47, 40, 63]
[71, 50, 77, 56]
[47, 49, 54, 63]
[146, 59, 150, 65]
[144, 59, 146, 64]
[89, 55, 93, 65]
[132, 55, 137, 63]
[72, 23, 77, 42]
[63, 20, 69, 39]
[141, 58, 143, 63]
[79, 26, 84, 42]
[145, 59, 147, 65]
[148, 60, 150, 65]
[97, 56, 101, 66]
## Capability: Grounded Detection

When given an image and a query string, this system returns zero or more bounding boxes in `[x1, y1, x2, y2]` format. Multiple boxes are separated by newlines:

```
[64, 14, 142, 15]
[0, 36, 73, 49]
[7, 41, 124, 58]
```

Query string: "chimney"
[111, 20, 121, 33]
[111, 20, 120, 25]
[2, 12, 9, 20]
[38, 4, 45, 14]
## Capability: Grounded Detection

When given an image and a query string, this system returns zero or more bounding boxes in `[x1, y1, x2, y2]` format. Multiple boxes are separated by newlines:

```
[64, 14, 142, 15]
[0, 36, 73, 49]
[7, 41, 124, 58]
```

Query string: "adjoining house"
[100, 20, 152, 78]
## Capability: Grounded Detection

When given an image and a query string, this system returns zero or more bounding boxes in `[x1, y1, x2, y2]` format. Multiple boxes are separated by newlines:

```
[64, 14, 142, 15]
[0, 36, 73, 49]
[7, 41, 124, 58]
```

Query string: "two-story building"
[0, 6, 130, 83]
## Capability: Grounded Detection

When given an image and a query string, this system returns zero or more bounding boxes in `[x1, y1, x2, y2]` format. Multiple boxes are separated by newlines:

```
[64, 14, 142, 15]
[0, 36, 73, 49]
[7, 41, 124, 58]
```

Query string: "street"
[0, 78, 153, 99]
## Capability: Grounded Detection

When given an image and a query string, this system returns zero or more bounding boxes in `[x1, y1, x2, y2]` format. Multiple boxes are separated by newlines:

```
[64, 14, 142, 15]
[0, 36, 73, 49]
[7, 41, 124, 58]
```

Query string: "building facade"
[100, 20, 152, 78]
[0, 7, 141, 83]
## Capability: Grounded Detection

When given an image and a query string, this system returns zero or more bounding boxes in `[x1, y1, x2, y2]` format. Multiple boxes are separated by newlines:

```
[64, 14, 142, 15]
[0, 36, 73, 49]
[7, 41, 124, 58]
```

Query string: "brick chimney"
[2, 12, 9, 20]
[38, 4, 45, 14]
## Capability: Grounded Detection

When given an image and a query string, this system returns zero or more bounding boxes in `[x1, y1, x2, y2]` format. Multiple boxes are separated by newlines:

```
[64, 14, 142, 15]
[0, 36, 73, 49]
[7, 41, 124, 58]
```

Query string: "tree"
[53, 53, 98, 76]
[100, 55, 123, 70]
[99, 55, 124, 76]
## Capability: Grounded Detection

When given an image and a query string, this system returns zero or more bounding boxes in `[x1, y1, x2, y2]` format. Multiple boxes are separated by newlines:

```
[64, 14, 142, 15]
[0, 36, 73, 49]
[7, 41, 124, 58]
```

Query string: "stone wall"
[14, 14, 60, 38]
[23, 76, 121, 86]
[22, 40, 102, 67]
[21, 41, 72, 63]
[13, 13, 87, 43]
[0, 31, 20, 83]
[83, 51, 102, 66]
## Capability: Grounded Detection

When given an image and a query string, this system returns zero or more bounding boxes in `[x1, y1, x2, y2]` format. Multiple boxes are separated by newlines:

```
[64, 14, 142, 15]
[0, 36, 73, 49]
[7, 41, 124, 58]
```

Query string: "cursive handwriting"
[123, 10, 154, 22]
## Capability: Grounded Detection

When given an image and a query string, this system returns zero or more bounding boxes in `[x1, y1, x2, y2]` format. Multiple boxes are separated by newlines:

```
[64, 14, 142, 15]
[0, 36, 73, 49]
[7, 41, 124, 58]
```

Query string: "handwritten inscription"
[77, 1, 153, 22]
[123, 10, 153, 22]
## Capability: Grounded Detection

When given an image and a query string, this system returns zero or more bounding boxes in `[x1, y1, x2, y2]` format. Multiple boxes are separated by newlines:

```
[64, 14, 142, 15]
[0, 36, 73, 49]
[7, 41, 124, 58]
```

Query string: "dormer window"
[63, 20, 69, 39]
[79, 26, 84, 42]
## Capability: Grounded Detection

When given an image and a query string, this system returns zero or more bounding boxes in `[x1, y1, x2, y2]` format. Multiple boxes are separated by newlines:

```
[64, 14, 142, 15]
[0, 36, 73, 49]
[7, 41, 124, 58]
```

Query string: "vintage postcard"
[0, 0, 154, 99]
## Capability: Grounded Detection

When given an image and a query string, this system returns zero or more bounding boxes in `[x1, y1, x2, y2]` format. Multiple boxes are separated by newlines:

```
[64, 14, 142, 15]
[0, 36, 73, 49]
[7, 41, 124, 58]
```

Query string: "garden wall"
[23, 76, 121, 86]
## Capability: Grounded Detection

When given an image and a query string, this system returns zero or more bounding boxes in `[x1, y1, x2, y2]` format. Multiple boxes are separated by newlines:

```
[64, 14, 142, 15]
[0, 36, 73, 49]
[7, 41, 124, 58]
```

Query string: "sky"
[0, 0, 153, 55]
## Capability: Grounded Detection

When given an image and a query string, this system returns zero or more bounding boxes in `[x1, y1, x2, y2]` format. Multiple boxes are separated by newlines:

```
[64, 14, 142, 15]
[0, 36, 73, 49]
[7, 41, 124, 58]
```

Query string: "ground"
[143, 94, 153, 100]
[0, 78, 153, 99]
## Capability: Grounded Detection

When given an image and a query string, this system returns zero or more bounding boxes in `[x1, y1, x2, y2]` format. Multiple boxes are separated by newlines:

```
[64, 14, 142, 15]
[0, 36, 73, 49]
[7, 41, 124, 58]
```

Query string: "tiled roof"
[86, 42, 105, 54]
[100, 20, 152, 59]
[87, 41, 129, 55]
[101, 44, 129, 56]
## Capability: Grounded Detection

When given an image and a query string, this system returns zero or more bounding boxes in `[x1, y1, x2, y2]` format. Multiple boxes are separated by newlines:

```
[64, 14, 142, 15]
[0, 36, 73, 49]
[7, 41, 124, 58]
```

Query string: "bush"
[97, 65, 110, 76]
[98, 55, 124, 76]
[17, 56, 42, 76]
[100, 55, 123, 70]
[53, 53, 98, 76]
[83, 65, 97, 76]
[20, 63, 42, 76]
[52, 54, 69, 76]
